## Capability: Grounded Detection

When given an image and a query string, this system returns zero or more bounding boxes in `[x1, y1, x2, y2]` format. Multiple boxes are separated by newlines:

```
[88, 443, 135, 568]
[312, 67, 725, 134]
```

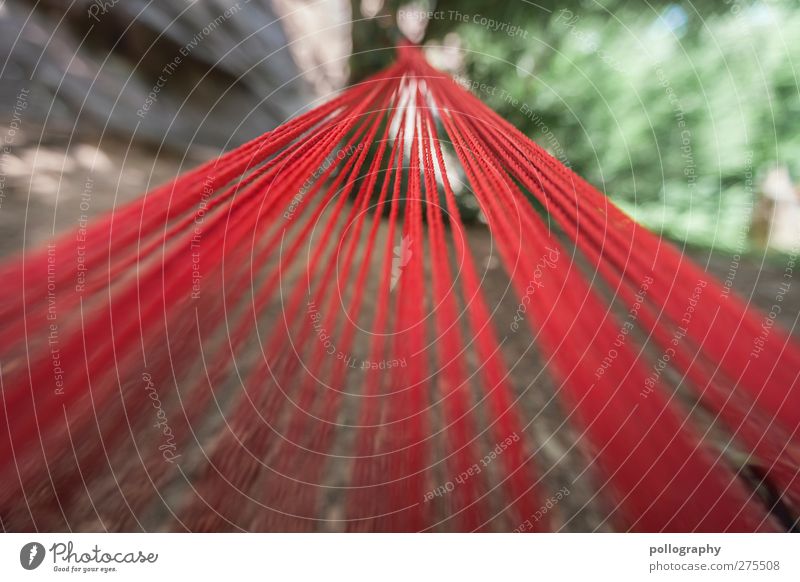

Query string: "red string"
[0, 46, 797, 533]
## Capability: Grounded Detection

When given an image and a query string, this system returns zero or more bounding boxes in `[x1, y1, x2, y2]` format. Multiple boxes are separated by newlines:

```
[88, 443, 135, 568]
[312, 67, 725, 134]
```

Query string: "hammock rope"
[1, 44, 798, 532]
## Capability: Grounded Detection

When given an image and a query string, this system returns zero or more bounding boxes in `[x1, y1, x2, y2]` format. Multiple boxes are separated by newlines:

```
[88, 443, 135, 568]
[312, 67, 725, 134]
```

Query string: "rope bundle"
[1, 44, 798, 532]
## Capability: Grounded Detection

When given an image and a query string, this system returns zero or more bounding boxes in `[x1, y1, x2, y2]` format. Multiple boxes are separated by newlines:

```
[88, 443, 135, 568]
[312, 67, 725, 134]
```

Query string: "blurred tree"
[349, 0, 800, 251]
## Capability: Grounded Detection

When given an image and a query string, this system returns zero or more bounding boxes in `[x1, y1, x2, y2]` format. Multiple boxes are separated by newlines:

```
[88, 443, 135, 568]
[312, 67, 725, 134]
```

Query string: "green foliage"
[350, 0, 799, 251]
[436, 1, 800, 250]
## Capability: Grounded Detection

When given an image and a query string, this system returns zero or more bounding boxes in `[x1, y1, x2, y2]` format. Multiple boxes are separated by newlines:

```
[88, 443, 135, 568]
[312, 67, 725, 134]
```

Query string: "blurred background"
[1, 0, 798, 257]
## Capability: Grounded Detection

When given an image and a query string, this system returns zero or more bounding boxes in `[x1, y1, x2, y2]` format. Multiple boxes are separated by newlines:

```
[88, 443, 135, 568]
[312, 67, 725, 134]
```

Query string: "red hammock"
[1, 44, 798, 532]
